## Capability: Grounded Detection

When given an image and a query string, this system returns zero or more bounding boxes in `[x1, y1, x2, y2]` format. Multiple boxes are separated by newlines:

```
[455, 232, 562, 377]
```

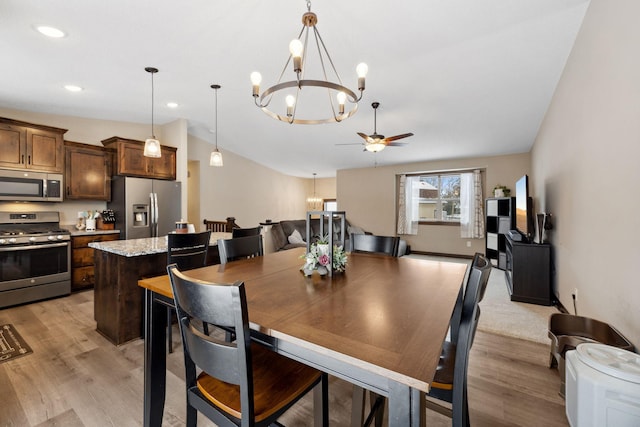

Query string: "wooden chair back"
[167, 264, 326, 426]
[351, 233, 399, 257]
[203, 219, 228, 232]
[167, 231, 211, 271]
[232, 226, 262, 238]
[217, 235, 264, 265]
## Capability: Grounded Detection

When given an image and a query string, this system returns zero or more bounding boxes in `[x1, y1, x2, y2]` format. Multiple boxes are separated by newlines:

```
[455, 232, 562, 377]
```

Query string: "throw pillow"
[348, 225, 365, 235]
[288, 229, 305, 244]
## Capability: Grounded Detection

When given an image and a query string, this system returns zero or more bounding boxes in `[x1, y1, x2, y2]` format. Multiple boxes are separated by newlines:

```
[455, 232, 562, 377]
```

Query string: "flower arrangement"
[301, 235, 347, 276]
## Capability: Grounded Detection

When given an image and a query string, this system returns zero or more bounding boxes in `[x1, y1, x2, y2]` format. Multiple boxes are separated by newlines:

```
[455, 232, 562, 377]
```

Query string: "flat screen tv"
[515, 175, 533, 242]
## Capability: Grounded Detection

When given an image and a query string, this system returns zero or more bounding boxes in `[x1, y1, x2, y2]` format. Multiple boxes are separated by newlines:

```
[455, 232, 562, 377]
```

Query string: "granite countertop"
[89, 232, 231, 257]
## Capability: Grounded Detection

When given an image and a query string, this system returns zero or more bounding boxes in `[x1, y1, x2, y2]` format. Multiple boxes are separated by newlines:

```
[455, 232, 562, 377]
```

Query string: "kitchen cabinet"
[64, 141, 112, 200]
[101, 136, 177, 180]
[0, 117, 66, 173]
[71, 232, 120, 292]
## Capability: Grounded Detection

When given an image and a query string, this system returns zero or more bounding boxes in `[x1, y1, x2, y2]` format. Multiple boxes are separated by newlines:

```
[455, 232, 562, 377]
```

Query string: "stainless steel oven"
[0, 211, 70, 308]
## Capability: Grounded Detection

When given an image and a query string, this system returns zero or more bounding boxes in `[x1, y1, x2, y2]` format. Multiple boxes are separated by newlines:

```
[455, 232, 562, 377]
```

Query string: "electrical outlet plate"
[572, 288, 578, 300]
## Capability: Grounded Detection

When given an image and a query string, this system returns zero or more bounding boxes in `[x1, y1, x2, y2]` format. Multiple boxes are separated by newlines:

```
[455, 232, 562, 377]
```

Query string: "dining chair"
[164, 230, 211, 353]
[425, 253, 491, 427]
[203, 219, 228, 232]
[232, 226, 262, 238]
[350, 233, 399, 256]
[356, 254, 491, 427]
[449, 253, 489, 344]
[217, 235, 264, 265]
[167, 264, 328, 427]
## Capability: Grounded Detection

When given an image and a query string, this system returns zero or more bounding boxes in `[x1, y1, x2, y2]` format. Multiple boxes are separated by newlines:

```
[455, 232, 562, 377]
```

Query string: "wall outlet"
[572, 288, 578, 300]
[466, 241, 471, 247]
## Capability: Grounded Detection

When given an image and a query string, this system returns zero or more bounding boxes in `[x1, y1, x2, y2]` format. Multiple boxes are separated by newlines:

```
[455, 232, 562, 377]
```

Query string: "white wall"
[337, 152, 530, 256]
[531, 0, 639, 346]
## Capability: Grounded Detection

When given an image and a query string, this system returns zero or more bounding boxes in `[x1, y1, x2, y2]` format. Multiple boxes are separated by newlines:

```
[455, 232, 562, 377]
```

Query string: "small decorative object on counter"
[98, 209, 116, 230]
[301, 234, 347, 277]
[175, 219, 188, 234]
[493, 184, 511, 198]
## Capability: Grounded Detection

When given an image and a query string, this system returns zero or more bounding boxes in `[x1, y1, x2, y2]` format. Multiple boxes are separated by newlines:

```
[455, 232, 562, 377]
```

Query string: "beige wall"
[188, 135, 310, 231]
[337, 152, 530, 256]
[531, 0, 639, 346]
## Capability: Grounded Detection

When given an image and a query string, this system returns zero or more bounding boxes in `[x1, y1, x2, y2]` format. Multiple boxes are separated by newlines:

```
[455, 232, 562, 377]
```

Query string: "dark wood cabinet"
[0, 117, 66, 173]
[71, 233, 120, 292]
[485, 197, 515, 269]
[101, 136, 176, 180]
[505, 235, 552, 306]
[64, 141, 112, 200]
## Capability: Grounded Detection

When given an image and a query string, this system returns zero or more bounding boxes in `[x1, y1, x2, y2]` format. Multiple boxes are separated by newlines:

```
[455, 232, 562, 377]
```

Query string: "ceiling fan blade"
[335, 143, 364, 146]
[384, 133, 414, 142]
[357, 132, 373, 142]
[386, 142, 409, 147]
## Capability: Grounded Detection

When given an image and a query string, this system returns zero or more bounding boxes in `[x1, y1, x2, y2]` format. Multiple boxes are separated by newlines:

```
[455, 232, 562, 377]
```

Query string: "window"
[323, 199, 337, 212]
[416, 173, 461, 223]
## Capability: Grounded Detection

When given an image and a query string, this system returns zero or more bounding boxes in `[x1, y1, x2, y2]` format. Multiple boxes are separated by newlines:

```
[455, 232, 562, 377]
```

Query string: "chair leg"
[167, 306, 173, 354]
[186, 402, 197, 427]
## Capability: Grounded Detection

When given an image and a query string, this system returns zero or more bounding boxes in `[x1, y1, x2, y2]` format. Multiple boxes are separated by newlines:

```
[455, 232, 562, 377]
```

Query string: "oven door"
[0, 241, 70, 292]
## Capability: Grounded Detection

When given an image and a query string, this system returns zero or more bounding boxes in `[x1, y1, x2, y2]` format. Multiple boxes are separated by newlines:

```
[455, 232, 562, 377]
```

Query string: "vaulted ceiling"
[1, 0, 590, 177]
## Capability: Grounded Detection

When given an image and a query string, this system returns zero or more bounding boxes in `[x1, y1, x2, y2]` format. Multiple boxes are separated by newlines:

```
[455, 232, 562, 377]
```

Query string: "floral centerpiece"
[301, 234, 347, 276]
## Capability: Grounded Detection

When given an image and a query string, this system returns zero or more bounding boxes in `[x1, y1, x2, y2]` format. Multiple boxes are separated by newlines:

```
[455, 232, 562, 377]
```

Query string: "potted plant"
[493, 185, 511, 197]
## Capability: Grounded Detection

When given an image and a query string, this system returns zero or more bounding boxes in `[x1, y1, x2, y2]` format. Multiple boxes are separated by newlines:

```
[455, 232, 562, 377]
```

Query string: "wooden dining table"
[138, 248, 468, 427]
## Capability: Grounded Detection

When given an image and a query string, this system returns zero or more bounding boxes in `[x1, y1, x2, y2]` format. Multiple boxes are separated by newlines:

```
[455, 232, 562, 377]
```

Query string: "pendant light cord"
[150, 71, 155, 138]
[214, 86, 218, 150]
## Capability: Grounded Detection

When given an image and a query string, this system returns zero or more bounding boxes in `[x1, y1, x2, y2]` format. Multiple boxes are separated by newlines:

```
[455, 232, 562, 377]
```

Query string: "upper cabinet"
[0, 117, 66, 173]
[64, 141, 112, 201]
[102, 136, 176, 180]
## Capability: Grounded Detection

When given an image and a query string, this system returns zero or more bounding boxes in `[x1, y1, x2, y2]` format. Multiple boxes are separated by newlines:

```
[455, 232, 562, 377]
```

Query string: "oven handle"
[0, 242, 69, 252]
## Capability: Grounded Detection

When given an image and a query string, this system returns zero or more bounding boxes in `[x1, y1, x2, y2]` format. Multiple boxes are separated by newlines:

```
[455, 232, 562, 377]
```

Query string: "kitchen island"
[89, 232, 230, 345]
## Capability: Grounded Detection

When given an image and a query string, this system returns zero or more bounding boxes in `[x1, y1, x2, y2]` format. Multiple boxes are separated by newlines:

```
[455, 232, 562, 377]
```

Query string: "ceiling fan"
[338, 102, 414, 152]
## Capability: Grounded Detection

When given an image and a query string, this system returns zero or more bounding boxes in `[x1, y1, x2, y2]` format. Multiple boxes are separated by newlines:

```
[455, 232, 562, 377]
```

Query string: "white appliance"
[108, 176, 182, 239]
[566, 343, 640, 427]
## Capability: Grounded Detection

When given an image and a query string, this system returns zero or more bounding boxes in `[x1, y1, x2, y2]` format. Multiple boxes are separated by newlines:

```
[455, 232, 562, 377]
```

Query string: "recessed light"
[64, 85, 83, 92]
[36, 26, 66, 38]
[167, 102, 178, 108]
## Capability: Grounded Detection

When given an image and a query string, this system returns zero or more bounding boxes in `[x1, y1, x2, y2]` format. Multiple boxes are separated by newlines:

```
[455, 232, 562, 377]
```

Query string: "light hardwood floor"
[0, 290, 568, 427]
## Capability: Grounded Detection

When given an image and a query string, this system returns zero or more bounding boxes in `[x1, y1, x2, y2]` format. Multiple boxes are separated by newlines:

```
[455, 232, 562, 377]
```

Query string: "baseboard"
[409, 251, 474, 260]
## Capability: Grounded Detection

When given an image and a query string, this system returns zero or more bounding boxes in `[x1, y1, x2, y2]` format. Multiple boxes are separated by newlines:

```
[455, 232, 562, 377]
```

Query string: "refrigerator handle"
[149, 192, 156, 237]
[153, 192, 159, 236]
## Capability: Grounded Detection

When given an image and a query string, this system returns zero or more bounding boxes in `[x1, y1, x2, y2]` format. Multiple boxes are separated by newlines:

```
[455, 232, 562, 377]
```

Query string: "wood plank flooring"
[0, 291, 568, 427]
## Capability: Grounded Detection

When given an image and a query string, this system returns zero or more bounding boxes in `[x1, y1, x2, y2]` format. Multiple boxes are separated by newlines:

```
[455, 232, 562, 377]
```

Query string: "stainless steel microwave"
[0, 169, 63, 202]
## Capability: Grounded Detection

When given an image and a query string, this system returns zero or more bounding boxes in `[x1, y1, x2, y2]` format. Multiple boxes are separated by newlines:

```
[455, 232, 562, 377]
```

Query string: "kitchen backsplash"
[0, 200, 108, 226]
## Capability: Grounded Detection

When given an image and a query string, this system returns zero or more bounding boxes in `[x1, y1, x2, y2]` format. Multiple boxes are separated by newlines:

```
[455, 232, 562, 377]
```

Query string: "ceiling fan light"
[143, 138, 162, 158]
[365, 142, 385, 153]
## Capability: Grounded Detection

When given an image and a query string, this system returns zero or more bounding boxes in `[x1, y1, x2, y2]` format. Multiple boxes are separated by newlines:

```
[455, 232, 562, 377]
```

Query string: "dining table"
[138, 247, 468, 427]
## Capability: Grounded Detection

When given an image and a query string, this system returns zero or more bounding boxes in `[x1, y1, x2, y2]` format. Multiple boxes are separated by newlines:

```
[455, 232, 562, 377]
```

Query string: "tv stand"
[505, 235, 552, 306]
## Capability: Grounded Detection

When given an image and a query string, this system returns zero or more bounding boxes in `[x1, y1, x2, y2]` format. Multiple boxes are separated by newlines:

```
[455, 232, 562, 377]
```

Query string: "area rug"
[478, 268, 558, 344]
[0, 324, 33, 363]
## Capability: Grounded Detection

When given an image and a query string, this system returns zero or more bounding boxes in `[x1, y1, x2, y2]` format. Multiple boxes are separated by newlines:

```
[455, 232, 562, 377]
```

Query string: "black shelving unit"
[485, 197, 515, 269]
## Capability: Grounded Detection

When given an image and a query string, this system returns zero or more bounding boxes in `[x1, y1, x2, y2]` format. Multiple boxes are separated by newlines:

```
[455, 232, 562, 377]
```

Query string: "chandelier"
[307, 173, 323, 210]
[251, 0, 368, 124]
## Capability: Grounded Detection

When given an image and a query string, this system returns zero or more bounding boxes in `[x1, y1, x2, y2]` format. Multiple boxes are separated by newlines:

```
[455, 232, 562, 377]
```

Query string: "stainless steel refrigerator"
[108, 176, 182, 240]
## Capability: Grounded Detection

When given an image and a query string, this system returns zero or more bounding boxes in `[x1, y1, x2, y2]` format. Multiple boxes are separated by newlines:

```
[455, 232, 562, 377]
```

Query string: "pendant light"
[307, 173, 322, 209]
[209, 84, 223, 167]
[143, 67, 162, 158]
